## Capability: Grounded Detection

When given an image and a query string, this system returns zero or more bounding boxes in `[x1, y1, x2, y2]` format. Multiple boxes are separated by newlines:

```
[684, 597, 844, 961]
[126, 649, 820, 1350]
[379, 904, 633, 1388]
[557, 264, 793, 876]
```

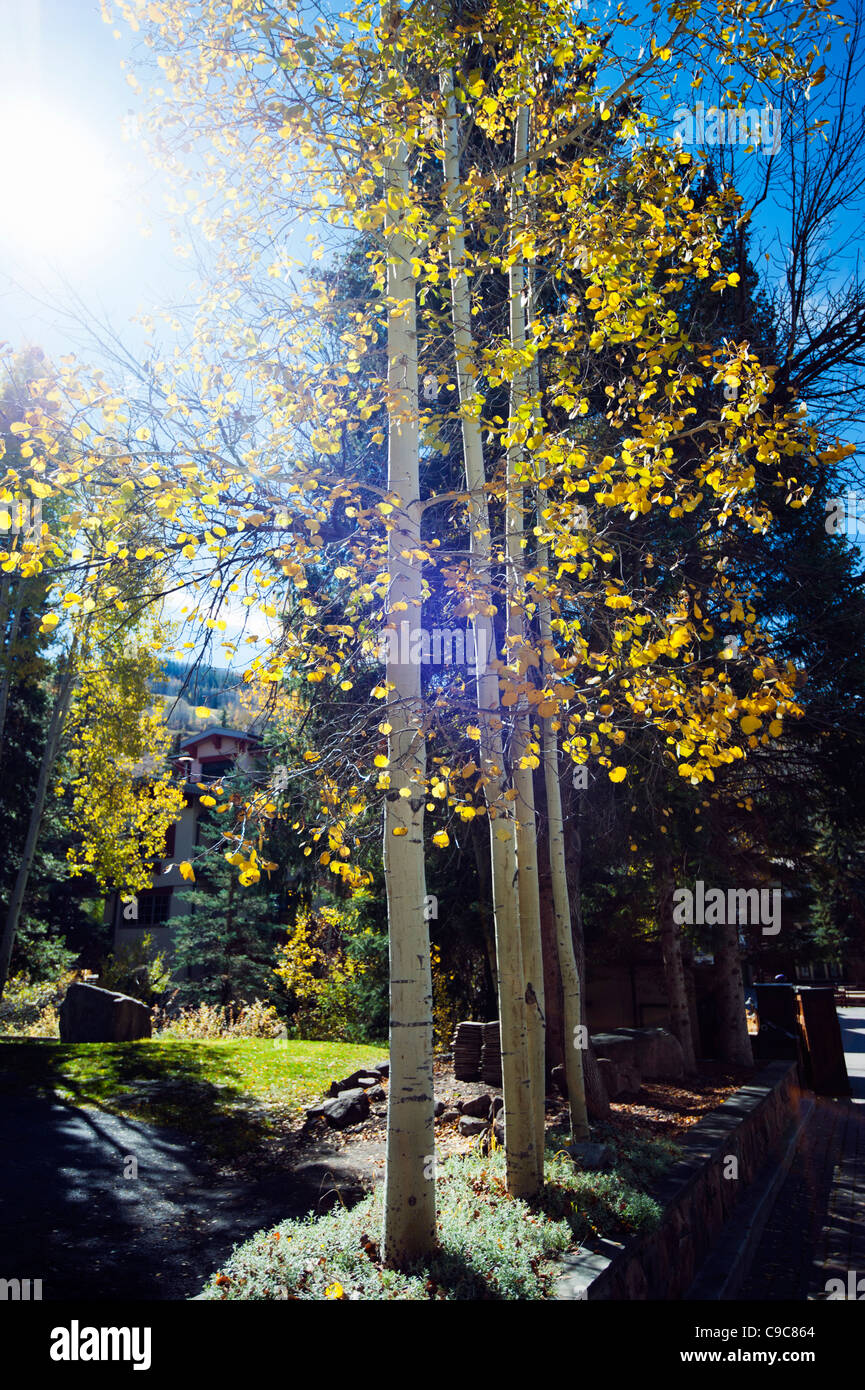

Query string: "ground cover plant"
[199, 1135, 679, 1301]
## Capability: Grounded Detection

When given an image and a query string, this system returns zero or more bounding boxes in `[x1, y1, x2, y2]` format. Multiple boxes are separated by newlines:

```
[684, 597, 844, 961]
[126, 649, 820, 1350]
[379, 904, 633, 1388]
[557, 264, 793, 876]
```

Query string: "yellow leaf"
[392, 826, 408, 836]
[432, 830, 449, 848]
[608, 767, 627, 783]
[179, 861, 195, 882]
[740, 715, 761, 734]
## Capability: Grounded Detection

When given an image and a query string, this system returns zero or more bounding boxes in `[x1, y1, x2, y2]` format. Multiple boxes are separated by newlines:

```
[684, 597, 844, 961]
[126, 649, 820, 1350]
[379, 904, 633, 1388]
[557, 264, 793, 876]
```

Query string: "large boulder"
[58, 983, 151, 1043]
[319, 1088, 370, 1130]
[595, 1056, 634, 1099]
[616, 1027, 685, 1080]
[458, 1093, 492, 1119]
[590, 1033, 642, 1095]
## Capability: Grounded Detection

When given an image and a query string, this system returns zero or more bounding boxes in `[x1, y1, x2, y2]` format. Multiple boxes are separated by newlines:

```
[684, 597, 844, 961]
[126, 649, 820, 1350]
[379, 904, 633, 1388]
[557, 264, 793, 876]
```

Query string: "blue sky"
[2, 0, 861, 377]
[1, 0, 861, 565]
[0, 0, 186, 359]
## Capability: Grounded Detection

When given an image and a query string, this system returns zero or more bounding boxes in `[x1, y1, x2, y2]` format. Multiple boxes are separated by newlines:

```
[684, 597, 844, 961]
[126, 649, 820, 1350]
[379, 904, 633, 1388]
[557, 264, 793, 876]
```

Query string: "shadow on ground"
[0, 1040, 377, 1301]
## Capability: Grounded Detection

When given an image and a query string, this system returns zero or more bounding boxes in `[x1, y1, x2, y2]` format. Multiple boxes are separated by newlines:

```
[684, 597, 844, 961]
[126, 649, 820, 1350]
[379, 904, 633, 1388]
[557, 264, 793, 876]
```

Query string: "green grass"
[0, 1037, 385, 1156]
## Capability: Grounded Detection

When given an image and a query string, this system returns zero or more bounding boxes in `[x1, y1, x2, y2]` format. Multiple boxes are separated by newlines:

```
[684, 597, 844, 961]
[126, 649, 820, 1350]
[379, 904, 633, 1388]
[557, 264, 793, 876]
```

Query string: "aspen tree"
[439, 63, 539, 1197]
[380, 2, 436, 1264]
[505, 100, 547, 1166]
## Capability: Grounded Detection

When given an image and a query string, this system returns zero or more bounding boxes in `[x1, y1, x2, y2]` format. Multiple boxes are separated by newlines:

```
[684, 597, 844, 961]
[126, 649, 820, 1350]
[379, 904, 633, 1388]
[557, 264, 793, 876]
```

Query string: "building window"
[163, 823, 176, 858]
[132, 888, 172, 928]
[199, 758, 232, 780]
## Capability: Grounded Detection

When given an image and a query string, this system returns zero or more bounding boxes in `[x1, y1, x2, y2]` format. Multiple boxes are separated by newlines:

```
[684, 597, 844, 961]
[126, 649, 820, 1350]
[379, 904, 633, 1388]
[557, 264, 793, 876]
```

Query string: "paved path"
[0, 1090, 379, 1301]
[738, 1006, 865, 1300]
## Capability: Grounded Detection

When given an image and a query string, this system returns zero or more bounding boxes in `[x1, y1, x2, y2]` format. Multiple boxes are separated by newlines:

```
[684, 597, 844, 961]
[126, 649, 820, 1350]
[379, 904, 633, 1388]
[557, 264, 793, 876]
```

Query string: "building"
[107, 727, 262, 955]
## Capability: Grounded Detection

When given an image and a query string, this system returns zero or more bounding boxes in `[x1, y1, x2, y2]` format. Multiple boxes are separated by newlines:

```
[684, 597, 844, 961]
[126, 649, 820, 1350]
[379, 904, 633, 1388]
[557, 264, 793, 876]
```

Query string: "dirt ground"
[242, 1055, 758, 1186]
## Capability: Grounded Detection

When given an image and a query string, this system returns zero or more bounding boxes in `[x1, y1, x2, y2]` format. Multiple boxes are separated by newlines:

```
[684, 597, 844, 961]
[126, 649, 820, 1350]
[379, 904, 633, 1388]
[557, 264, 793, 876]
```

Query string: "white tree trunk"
[541, 722, 590, 1139]
[440, 67, 539, 1197]
[527, 273, 590, 1139]
[506, 103, 546, 1167]
[380, 114, 436, 1268]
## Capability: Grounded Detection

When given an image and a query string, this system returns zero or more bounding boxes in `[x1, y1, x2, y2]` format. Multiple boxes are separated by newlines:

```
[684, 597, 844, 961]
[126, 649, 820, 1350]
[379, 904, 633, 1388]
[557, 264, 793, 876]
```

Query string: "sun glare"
[0, 96, 122, 266]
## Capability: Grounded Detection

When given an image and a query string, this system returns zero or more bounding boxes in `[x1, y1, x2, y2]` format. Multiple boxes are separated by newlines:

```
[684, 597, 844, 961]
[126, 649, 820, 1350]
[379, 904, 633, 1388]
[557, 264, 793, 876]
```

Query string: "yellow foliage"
[273, 904, 367, 1040]
[63, 618, 186, 894]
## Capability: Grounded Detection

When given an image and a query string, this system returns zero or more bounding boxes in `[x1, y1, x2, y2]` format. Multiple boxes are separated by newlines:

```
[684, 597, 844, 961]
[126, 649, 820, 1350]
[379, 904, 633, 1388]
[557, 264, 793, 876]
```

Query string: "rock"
[320, 1089, 370, 1129]
[328, 1069, 380, 1096]
[434, 1099, 446, 1118]
[589, 1031, 674, 1093]
[551, 1064, 568, 1098]
[614, 1027, 685, 1080]
[490, 1095, 504, 1117]
[594, 1056, 640, 1099]
[368, 1085, 386, 1104]
[370, 1060, 389, 1077]
[441, 1110, 460, 1124]
[567, 1141, 614, 1171]
[58, 983, 151, 1043]
[492, 1118, 505, 1146]
[590, 1034, 643, 1096]
[458, 1116, 489, 1137]
[458, 1093, 492, 1119]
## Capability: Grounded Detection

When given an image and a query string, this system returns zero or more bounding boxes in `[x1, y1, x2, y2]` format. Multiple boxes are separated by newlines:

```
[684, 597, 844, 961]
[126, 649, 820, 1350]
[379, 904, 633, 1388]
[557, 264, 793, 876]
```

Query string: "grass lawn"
[0, 1037, 385, 1156]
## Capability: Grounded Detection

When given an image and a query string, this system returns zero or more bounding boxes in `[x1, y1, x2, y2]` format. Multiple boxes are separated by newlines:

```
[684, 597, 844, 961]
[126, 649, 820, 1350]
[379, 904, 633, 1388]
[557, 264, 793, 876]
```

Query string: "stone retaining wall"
[555, 1060, 802, 1299]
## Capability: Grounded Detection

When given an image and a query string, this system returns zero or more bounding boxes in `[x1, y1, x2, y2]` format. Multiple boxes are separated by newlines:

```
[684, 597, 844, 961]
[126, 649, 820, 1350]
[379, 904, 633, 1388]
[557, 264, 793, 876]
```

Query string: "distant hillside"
[149, 661, 255, 733]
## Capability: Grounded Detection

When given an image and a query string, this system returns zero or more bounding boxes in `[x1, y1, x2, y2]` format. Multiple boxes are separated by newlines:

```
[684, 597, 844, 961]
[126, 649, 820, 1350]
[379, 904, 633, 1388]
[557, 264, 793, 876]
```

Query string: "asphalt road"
[0, 1090, 375, 1301]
